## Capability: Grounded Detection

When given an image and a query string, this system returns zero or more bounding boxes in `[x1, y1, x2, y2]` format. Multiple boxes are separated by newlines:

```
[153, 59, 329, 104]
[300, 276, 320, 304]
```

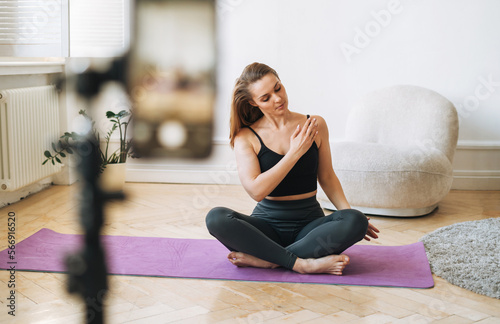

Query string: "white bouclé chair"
[319, 85, 459, 217]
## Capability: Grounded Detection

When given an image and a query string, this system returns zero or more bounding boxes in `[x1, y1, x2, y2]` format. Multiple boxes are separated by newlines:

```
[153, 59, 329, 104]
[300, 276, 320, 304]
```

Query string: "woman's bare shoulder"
[308, 114, 329, 147]
[293, 112, 325, 123]
[234, 127, 259, 152]
[235, 126, 253, 140]
[307, 114, 327, 127]
[307, 113, 324, 121]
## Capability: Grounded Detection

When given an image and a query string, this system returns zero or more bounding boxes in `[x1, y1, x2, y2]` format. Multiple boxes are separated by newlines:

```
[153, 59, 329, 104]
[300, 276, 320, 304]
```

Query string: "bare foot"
[293, 254, 350, 275]
[227, 252, 279, 269]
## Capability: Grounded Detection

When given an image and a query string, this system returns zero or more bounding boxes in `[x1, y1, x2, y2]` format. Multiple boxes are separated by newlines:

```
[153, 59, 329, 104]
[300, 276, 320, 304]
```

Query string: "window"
[0, 0, 129, 58]
[69, 0, 130, 57]
[0, 0, 68, 57]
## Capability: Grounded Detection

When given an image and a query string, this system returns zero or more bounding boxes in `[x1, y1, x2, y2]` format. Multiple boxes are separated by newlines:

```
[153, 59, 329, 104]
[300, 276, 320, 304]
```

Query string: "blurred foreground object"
[64, 1, 217, 323]
[127, 0, 216, 158]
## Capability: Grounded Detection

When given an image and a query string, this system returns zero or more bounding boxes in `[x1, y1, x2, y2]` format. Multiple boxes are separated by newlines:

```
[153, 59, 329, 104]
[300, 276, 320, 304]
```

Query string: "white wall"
[215, 0, 500, 143]
[2, 1, 497, 207]
[128, 0, 500, 189]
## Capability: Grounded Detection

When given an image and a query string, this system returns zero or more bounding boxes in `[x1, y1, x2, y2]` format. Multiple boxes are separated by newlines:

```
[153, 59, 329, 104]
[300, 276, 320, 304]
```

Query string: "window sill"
[0, 60, 65, 76]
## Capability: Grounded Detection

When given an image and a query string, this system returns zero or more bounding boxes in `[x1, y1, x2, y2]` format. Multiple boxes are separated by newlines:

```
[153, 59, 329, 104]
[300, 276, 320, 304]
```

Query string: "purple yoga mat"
[0, 228, 433, 288]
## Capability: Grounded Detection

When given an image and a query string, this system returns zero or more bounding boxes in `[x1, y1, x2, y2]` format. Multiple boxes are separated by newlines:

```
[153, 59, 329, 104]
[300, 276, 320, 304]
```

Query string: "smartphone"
[127, 0, 216, 158]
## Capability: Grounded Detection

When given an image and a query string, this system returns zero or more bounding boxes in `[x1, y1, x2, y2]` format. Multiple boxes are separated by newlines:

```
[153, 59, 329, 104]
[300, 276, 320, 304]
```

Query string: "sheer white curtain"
[0, 0, 129, 57]
[69, 0, 130, 57]
[0, 0, 68, 56]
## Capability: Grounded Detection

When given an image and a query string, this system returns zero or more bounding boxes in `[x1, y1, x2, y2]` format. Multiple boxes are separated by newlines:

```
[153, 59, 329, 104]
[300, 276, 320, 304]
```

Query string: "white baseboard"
[456, 140, 500, 150]
[0, 178, 53, 209]
[452, 141, 500, 190]
[126, 164, 240, 185]
[451, 170, 500, 190]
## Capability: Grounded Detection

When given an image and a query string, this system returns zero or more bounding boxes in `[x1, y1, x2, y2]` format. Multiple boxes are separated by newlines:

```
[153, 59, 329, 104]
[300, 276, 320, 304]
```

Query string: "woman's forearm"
[320, 173, 351, 210]
[246, 152, 301, 201]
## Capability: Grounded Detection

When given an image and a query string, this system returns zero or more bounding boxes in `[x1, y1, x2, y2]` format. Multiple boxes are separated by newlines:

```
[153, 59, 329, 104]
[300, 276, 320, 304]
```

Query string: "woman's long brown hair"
[229, 62, 280, 148]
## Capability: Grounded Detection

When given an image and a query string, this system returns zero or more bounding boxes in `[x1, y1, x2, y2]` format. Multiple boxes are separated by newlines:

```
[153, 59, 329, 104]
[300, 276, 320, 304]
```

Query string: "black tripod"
[64, 62, 125, 324]
[65, 133, 124, 324]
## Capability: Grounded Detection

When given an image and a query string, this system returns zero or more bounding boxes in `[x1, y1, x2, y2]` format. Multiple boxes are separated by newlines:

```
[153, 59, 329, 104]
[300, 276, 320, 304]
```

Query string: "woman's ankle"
[292, 258, 308, 274]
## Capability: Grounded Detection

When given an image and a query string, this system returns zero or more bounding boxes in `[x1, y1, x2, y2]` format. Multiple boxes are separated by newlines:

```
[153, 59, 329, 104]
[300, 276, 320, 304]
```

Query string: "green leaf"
[42, 159, 48, 165]
[66, 147, 73, 154]
[117, 110, 129, 118]
[60, 152, 66, 158]
[51, 142, 57, 151]
[55, 156, 62, 164]
[51, 159, 55, 165]
[44, 150, 52, 158]
[106, 111, 116, 118]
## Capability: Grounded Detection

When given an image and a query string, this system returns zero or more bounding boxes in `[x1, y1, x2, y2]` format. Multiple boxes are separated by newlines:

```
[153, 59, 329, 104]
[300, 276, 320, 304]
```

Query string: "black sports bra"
[247, 115, 319, 197]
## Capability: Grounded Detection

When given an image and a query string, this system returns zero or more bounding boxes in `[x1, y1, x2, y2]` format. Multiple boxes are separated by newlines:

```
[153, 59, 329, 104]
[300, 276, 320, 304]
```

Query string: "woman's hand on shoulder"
[288, 115, 319, 159]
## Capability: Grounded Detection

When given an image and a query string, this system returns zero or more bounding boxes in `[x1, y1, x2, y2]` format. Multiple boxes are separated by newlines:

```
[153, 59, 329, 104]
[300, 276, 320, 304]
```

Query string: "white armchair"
[319, 85, 459, 217]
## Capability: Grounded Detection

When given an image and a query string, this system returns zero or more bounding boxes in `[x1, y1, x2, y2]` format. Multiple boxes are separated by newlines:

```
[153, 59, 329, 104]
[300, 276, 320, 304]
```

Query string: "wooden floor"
[1, 183, 499, 323]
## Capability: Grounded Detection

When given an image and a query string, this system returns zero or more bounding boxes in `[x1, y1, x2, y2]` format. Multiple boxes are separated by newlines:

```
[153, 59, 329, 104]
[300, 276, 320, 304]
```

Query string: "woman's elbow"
[240, 179, 268, 202]
[244, 186, 267, 202]
[249, 191, 266, 202]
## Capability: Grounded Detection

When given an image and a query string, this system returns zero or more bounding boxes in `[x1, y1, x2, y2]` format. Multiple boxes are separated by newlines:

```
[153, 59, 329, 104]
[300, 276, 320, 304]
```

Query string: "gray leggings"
[205, 196, 368, 270]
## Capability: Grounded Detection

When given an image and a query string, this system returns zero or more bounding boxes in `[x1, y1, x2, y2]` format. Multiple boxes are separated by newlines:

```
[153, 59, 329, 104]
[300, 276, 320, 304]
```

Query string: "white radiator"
[0, 85, 61, 192]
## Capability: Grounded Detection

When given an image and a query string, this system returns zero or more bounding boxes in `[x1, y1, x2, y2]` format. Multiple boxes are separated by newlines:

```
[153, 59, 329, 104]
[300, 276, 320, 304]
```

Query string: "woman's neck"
[261, 109, 294, 130]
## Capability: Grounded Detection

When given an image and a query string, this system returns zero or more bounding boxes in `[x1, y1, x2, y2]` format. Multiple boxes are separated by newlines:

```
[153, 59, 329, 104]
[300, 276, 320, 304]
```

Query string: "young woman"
[206, 62, 379, 275]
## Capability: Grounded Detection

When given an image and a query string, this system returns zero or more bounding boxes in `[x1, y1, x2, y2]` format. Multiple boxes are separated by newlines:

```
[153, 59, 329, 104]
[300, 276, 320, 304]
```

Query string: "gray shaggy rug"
[419, 217, 500, 299]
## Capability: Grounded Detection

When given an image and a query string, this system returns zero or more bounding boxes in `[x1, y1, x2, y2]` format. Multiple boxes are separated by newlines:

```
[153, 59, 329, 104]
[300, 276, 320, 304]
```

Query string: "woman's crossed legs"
[205, 206, 368, 275]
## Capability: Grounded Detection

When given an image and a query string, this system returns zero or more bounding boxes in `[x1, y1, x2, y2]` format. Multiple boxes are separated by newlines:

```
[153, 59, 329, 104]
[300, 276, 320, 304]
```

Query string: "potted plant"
[43, 109, 134, 191]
